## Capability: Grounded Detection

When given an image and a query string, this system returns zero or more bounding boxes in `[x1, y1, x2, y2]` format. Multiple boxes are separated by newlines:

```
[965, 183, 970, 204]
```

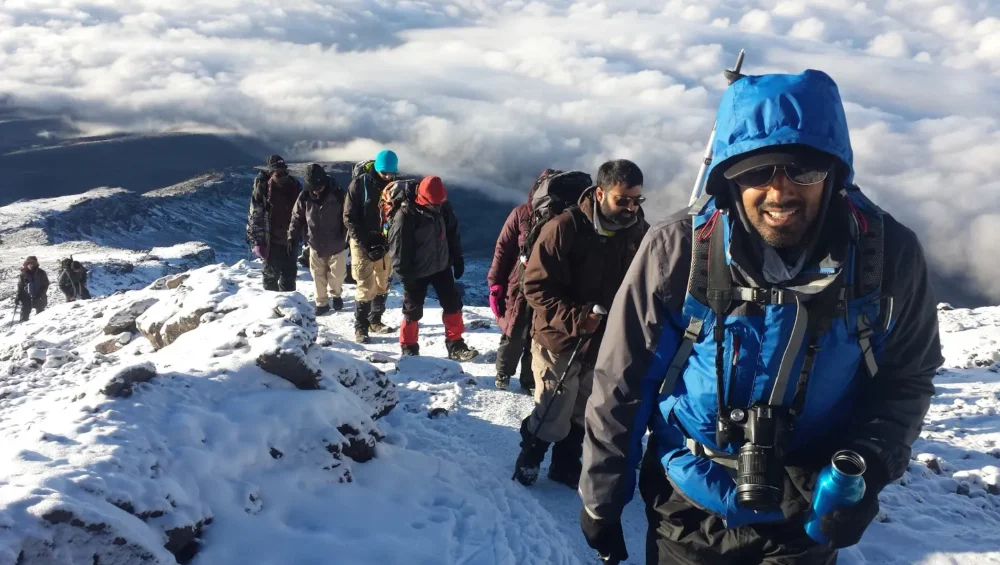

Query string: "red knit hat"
[416, 176, 447, 206]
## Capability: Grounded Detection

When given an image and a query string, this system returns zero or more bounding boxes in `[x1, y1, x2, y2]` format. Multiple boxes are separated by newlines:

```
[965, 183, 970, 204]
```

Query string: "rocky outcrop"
[105, 298, 159, 335]
[257, 349, 320, 390]
[100, 362, 157, 398]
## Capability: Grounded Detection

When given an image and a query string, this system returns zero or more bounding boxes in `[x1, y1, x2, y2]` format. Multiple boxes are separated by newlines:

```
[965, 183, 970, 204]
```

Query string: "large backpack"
[352, 160, 375, 182]
[379, 179, 419, 238]
[516, 169, 592, 287]
[245, 170, 271, 247]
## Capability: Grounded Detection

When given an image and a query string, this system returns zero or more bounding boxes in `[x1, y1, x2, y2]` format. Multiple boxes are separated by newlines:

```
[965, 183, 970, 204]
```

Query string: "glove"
[818, 444, 889, 549]
[818, 484, 880, 548]
[366, 244, 386, 261]
[580, 508, 628, 564]
[489, 285, 505, 319]
[252, 243, 269, 260]
[453, 258, 464, 280]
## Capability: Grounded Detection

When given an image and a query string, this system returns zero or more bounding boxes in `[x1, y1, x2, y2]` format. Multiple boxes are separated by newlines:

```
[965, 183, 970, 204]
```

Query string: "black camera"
[726, 405, 786, 511]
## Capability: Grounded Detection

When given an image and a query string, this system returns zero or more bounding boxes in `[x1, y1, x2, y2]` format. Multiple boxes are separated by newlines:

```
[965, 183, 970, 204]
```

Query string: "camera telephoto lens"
[735, 443, 784, 511]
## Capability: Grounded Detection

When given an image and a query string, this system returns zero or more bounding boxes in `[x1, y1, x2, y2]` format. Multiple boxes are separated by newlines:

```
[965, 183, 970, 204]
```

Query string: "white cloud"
[868, 31, 911, 58]
[773, 1, 806, 18]
[788, 17, 826, 41]
[0, 0, 999, 302]
[739, 9, 772, 34]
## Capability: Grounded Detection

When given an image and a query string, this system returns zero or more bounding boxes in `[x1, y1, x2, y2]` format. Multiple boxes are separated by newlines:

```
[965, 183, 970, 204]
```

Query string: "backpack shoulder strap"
[843, 187, 887, 378]
[660, 200, 721, 393]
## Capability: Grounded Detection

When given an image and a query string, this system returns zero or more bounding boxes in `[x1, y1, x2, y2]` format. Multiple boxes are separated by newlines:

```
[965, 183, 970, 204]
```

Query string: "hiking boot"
[513, 418, 550, 487]
[446, 339, 479, 362]
[495, 373, 510, 391]
[547, 461, 583, 490]
[519, 375, 535, 396]
[355, 329, 370, 344]
[548, 424, 584, 489]
[355, 301, 371, 343]
[369, 322, 395, 335]
[400, 343, 420, 356]
[332, 297, 344, 311]
[315, 304, 331, 316]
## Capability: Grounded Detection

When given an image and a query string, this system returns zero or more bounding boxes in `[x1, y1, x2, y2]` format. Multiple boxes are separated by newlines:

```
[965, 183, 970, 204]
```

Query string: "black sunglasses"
[733, 165, 829, 189]
[612, 195, 646, 207]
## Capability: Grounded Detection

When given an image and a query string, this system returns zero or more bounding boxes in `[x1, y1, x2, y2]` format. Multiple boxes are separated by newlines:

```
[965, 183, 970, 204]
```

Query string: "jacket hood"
[416, 176, 447, 206]
[705, 70, 855, 197]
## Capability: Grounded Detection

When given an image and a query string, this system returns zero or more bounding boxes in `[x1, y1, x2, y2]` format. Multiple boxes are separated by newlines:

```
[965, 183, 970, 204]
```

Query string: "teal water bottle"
[804, 450, 867, 544]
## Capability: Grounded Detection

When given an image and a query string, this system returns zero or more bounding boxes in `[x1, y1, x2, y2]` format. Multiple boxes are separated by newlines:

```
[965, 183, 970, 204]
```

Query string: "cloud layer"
[1, 0, 999, 301]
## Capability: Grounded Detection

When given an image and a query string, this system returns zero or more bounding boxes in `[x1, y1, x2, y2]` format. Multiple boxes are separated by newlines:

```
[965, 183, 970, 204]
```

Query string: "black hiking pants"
[263, 243, 298, 292]
[496, 304, 533, 389]
[401, 269, 462, 320]
[639, 449, 837, 565]
[19, 296, 47, 322]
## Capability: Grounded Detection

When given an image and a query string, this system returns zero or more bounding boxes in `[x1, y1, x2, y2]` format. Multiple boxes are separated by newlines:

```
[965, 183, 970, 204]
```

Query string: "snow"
[2, 250, 1000, 563]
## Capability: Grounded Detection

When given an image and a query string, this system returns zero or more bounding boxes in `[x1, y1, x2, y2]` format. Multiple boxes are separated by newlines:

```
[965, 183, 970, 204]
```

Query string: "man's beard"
[750, 203, 810, 248]
[599, 198, 635, 226]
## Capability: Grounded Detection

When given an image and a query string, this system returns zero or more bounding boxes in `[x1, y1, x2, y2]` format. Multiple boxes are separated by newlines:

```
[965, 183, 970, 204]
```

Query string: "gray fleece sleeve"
[580, 218, 691, 521]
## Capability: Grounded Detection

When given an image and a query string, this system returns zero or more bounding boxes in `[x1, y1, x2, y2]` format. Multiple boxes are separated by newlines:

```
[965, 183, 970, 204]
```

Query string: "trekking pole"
[10, 299, 19, 326]
[512, 304, 608, 481]
[687, 49, 747, 207]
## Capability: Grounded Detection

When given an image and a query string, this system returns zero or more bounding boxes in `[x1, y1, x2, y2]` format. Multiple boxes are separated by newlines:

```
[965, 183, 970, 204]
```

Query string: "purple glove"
[489, 285, 505, 319]
[253, 244, 269, 260]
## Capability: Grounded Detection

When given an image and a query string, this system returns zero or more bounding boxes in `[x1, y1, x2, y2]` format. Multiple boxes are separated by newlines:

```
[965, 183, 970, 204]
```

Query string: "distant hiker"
[578, 71, 944, 565]
[15, 256, 49, 322]
[388, 176, 479, 361]
[487, 171, 557, 394]
[289, 164, 349, 315]
[58, 258, 91, 301]
[512, 160, 648, 489]
[247, 154, 302, 292]
[345, 150, 397, 343]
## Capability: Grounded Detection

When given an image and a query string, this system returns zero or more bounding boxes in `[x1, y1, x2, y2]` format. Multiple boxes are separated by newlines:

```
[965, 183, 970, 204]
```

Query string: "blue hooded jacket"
[579, 69, 941, 533]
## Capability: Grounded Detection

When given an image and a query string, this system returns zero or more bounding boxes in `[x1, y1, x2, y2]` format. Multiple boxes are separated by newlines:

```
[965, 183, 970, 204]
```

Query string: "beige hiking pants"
[528, 339, 595, 444]
[349, 238, 391, 303]
[310, 249, 347, 306]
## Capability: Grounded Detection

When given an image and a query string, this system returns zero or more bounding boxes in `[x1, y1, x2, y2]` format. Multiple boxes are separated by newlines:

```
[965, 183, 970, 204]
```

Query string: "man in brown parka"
[512, 159, 649, 489]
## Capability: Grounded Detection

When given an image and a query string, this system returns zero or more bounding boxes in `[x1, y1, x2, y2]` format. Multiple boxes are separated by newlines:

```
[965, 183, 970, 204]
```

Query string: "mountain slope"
[0, 165, 509, 309]
[1, 255, 999, 564]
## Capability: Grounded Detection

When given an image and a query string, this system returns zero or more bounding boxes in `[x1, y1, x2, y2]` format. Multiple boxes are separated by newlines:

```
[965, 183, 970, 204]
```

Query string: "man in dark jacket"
[579, 71, 944, 565]
[16, 256, 49, 322]
[345, 149, 397, 343]
[388, 176, 479, 361]
[512, 159, 649, 490]
[289, 164, 349, 315]
[248, 154, 302, 292]
[58, 258, 91, 301]
[488, 171, 555, 393]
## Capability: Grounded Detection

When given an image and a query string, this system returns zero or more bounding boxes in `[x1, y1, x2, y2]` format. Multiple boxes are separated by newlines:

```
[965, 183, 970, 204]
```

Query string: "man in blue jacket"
[578, 70, 944, 564]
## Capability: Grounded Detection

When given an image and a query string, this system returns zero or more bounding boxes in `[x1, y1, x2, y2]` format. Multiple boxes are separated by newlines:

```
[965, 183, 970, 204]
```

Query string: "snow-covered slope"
[0, 262, 582, 565]
[1, 254, 999, 564]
